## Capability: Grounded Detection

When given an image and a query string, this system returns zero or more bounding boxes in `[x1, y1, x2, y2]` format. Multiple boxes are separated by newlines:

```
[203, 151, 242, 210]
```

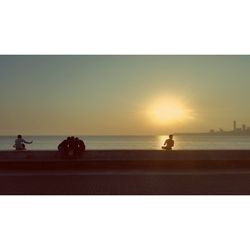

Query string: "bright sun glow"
[147, 98, 194, 125]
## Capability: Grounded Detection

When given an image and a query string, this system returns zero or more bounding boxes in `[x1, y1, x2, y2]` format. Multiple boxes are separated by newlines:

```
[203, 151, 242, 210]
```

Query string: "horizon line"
[0, 132, 211, 137]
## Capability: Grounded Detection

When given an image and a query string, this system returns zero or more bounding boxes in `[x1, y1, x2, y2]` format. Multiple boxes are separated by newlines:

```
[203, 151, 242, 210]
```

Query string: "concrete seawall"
[2, 149, 250, 161]
[1, 150, 250, 194]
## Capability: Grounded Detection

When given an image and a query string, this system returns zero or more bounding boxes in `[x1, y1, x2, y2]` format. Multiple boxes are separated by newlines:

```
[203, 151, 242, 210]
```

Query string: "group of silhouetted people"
[58, 136, 85, 159]
[13, 135, 86, 159]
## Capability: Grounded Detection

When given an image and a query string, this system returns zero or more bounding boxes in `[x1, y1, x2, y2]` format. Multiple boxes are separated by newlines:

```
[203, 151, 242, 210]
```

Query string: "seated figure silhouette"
[162, 135, 174, 150]
[58, 136, 86, 159]
[13, 135, 33, 150]
[58, 137, 71, 158]
[74, 137, 86, 158]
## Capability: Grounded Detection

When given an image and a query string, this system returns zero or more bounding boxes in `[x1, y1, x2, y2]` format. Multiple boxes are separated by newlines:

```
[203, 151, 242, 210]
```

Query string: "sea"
[1, 135, 250, 150]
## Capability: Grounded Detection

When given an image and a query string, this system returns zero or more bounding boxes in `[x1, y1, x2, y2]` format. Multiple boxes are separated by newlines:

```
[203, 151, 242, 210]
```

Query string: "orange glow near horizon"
[147, 98, 195, 125]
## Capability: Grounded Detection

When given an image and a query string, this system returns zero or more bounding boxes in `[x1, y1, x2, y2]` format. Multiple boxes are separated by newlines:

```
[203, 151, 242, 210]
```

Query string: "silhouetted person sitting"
[58, 137, 71, 158]
[162, 134, 174, 150]
[13, 135, 33, 150]
[74, 137, 86, 158]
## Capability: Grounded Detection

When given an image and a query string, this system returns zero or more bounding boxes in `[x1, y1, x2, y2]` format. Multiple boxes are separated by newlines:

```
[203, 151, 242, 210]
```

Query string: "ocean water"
[1, 135, 250, 150]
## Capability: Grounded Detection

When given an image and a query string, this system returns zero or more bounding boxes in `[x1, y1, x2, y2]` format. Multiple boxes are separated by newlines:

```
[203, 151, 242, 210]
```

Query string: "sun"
[147, 98, 194, 125]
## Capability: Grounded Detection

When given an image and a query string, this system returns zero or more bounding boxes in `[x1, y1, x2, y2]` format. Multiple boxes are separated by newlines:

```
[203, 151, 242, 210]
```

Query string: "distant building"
[233, 120, 237, 131]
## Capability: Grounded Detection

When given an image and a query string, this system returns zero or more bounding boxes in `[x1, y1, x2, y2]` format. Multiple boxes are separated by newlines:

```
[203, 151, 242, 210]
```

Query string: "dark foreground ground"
[1, 150, 250, 195]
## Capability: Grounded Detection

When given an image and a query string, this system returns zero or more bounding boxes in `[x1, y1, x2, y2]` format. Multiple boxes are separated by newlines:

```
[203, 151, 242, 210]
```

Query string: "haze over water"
[1, 135, 250, 150]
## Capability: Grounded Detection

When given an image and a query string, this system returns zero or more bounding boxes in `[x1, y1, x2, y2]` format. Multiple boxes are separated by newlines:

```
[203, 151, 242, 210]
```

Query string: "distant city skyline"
[1, 55, 250, 135]
[209, 120, 250, 135]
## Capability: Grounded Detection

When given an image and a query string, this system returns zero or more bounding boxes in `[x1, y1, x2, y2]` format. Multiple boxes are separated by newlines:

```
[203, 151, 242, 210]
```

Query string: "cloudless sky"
[1, 55, 250, 135]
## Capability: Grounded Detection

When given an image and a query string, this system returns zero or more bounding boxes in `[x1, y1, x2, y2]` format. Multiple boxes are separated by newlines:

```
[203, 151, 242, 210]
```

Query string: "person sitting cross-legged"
[162, 134, 174, 151]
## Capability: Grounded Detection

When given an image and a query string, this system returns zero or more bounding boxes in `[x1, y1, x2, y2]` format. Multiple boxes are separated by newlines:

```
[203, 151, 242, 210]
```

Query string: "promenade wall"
[1, 149, 250, 161]
[0, 150, 250, 194]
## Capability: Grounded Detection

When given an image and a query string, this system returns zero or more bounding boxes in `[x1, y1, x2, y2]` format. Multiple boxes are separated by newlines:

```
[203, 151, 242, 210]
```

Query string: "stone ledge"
[1, 149, 250, 161]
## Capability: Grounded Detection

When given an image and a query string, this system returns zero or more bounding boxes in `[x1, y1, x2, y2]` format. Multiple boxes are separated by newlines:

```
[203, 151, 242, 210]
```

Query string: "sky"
[1, 55, 250, 135]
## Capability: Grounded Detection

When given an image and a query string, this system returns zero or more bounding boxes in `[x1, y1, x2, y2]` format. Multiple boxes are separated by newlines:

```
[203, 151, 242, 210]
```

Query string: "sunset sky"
[1, 55, 250, 135]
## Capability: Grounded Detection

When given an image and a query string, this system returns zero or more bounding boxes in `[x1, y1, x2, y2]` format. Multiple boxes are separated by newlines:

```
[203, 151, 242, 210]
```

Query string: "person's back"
[58, 137, 70, 158]
[15, 137, 25, 150]
[74, 138, 85, 158]
[58, 139, 69, 150]
[77, 139, 85, 151]
[165, 138, 174, 149]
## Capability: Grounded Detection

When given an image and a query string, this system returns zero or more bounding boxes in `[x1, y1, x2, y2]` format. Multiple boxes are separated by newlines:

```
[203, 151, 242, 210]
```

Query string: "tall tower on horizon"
[233, 120, 236, 131]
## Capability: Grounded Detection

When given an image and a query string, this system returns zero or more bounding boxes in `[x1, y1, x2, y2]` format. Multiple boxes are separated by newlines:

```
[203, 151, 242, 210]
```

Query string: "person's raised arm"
[23, 139, 33, 144]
